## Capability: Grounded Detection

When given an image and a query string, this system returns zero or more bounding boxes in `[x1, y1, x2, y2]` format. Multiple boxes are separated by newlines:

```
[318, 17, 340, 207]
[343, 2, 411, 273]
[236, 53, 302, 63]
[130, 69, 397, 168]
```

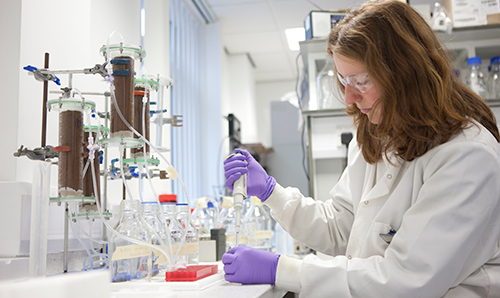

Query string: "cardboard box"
[443, 0, 500, 28]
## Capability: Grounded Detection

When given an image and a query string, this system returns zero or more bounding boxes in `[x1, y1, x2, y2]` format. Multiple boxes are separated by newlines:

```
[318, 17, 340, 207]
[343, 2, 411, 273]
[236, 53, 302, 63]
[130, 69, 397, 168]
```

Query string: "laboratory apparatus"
[176, 203, 200, 265]
[232, 173, 247, 246]
[109, 200, 150, 282]
[191, 197, 219, 240]
[316, 56, 337, 110]
[488, 56, 500, 99]
[160, 203, 186, 271]
[12, 33, 204, 285]
[243, 196, 272, 251]
[141, 201, 165, 279]
[466, 56, 487, 98]
[218, 196, 237, 250]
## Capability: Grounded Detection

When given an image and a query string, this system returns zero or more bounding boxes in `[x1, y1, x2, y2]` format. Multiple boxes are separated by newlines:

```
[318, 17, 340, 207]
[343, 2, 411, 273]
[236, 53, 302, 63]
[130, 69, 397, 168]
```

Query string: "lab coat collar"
[361, 153, 402, 203]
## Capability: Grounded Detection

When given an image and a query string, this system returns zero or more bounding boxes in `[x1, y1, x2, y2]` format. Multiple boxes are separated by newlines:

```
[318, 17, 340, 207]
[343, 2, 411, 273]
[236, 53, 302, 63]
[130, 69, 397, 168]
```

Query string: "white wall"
[256, 79, 297, 147]
[0, 1, 22, 182]
[6, 0, 171, 209]
[224, 54, 258, 144]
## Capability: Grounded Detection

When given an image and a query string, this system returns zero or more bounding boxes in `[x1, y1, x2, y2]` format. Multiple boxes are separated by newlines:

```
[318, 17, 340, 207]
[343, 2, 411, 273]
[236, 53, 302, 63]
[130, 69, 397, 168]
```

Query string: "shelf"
[302, 108, 347, 118]
[300, 25, 500, 199]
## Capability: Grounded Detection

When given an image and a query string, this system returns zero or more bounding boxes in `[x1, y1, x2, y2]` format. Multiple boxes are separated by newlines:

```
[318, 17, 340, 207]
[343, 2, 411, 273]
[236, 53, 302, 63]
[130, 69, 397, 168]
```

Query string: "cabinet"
[300, 26, 500, 200]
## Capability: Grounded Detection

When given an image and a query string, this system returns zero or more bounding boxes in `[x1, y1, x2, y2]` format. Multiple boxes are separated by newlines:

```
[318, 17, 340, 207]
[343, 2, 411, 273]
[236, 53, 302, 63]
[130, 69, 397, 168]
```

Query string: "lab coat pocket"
[361, 221, 394, 257]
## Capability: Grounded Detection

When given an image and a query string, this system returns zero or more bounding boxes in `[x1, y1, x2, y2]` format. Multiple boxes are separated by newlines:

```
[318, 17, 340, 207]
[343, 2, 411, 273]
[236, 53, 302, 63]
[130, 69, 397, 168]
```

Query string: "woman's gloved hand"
[224, 149, 276, 202]
[222, 245, 280, 285]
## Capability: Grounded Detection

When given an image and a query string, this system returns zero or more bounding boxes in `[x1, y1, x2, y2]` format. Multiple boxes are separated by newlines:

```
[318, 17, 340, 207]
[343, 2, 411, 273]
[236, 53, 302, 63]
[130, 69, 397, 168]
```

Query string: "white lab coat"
[266, 121, 500, 297]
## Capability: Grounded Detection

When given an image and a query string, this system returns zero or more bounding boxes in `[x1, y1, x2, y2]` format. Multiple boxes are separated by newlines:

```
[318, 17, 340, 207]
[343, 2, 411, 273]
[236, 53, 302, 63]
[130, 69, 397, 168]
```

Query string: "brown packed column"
[83, 130, 100, 201]
[58, 109, 84, 197]
[110, 56, 134, 139]
[131, 87, 150, 158]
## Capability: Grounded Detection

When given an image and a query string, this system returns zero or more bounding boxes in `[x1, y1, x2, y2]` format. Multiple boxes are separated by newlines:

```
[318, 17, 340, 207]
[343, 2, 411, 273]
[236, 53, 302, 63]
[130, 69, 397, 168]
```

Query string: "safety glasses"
[337, 72, 374, 93]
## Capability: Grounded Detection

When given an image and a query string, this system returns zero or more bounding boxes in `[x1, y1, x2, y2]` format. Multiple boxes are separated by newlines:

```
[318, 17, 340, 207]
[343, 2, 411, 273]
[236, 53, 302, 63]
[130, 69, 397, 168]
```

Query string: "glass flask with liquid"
[176, 203, 199, 265]
[109, 200, 149, 282]
[243, 196, 272, 251]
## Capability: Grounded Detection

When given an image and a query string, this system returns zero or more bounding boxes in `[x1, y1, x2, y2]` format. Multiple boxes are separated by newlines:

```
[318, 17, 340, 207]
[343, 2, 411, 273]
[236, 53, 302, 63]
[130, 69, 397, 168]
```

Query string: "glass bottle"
[109, 200, 149, 282]
[176, 203, 199, 265]
[218, 196, 237, 250]
[466, 56, 487, 98]
[191, 197, 215, 240]
[487, 56, 500, 99]
[243, 196, 272, 251]
[316, 57, 342, 110]
[141, 202, 163, 279]
[161, 202, 186, 270]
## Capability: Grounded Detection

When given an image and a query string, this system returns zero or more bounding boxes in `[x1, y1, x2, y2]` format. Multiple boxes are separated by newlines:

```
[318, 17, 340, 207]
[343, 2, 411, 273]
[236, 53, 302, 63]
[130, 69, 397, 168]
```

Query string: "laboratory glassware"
[219, 196, 237, 250]
[161, 202, 186, 270]
[176, 203, 199, 265]
[243, 196, 272, 251]
[109, 200, 149, 282]
[466, 56, 487, 98]
[487, 56, 500, 99]
[141, 201, 163, 279]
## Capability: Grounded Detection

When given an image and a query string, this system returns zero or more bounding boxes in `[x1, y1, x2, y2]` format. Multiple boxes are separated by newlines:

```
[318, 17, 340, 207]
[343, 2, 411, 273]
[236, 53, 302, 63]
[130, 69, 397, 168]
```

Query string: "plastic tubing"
[89, 145, 172, 266]
[82, 157, 91, 183]
[84, 109, 173, 267]
[118, 145, 134, 200]
[74, 214, 108, 245]
[110, 80, 191, 264]
[109, 83, 191, 207]
[140, 99, 179, 264]
[68, 213, 93, 269]
[155, 76, 164, 148]
[67, 204, 108, 271]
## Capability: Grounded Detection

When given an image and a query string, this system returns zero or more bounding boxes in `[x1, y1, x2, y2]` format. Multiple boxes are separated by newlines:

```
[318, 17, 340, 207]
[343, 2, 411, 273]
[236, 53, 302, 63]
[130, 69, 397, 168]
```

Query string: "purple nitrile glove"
[222, 245, 280, 285]
[224, 149, 276, 202]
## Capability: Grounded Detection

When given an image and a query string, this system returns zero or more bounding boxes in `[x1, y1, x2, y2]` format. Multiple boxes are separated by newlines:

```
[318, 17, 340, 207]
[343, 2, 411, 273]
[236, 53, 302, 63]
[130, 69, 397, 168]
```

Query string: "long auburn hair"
[327, 0, 499, 164]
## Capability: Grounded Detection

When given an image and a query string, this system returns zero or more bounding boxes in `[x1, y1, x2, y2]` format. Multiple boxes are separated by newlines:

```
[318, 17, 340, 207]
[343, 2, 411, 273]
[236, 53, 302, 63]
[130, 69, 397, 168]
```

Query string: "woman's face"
[332, 53, 382, 124]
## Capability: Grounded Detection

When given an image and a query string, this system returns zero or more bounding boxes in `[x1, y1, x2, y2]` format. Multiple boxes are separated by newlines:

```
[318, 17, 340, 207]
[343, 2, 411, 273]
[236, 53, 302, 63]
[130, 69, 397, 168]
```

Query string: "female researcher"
[223, 0, 500, 297]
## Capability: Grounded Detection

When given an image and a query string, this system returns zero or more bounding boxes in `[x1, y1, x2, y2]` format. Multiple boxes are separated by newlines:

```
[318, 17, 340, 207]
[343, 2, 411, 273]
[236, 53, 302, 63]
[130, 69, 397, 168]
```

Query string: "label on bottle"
[227, 233, 247, 245]
[254, 230, 272, 239]
[185, 242, 199, 254]
[226, 234, 236, 243]
[111, 244, 152, 261]
[152, 244, 186, 264]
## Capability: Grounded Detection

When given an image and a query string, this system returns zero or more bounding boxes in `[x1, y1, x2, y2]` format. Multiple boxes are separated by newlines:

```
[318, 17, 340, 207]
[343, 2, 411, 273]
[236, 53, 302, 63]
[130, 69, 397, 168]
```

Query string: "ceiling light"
[285, 28, 305, 51]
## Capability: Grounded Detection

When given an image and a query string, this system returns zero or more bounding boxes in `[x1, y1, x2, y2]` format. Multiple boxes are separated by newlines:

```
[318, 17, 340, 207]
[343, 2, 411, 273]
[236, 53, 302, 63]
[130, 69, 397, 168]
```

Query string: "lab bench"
[0, 261, 289, 298]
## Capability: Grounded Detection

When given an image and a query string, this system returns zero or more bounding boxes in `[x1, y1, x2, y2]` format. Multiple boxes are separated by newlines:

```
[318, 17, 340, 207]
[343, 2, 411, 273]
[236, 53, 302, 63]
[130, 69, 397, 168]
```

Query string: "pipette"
[232, 173, 247, 246]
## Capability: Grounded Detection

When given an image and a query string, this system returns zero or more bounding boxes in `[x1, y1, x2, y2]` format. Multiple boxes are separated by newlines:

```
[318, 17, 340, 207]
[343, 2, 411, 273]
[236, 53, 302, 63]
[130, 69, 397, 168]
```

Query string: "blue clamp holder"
[23, 65, 61, 85]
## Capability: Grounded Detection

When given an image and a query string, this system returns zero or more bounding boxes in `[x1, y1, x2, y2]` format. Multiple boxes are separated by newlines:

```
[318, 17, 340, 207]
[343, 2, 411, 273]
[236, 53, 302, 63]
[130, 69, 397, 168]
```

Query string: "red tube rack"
[165, 265, 218, 282]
